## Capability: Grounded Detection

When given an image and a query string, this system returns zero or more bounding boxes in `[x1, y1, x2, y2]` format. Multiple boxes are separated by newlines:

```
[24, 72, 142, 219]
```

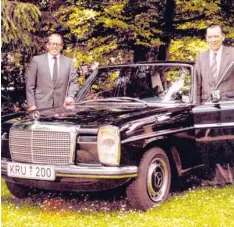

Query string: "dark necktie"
[53, 56, 58, 84]
[211, 53, 217, 83]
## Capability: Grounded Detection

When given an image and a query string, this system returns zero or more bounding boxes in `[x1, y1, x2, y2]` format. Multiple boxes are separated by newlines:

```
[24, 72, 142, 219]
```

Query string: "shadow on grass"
[1, 167, 219, 212]
[1, 186, 131, 212]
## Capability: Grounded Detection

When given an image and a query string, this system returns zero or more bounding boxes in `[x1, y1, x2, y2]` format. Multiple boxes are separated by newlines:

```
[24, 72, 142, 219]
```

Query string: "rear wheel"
[126, 147, 171, 211]
[6, 181, 32, 198]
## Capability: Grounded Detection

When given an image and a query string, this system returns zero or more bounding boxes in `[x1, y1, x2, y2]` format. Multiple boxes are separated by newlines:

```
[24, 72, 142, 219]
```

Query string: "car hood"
[38, 103, 193, 130]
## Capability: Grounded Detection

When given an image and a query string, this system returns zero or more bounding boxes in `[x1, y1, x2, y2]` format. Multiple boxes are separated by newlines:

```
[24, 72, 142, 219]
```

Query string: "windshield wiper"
[73, 97, 149, 107]
[106, 97, 149, 105]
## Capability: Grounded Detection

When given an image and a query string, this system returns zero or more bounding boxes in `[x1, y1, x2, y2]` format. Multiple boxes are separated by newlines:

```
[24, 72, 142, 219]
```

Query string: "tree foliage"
[55, 0, 234, 64]
[1, 0, 41, 45]
[1, 0, 41, 108]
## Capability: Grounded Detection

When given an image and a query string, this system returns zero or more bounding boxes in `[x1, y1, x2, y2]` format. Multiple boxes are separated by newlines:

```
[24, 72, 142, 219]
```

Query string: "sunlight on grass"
[1, 179, 234, 227]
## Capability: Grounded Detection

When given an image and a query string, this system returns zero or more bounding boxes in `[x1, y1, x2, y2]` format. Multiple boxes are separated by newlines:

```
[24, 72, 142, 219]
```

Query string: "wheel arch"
[143, 138, 182, 178]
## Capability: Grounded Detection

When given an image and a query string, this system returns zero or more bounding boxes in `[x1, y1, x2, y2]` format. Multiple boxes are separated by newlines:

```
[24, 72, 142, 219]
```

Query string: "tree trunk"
[158, 37, 171, 60]
[133, 45, 150, 62]
[133, 0, 175, 62]
[157, 0, 175, 60]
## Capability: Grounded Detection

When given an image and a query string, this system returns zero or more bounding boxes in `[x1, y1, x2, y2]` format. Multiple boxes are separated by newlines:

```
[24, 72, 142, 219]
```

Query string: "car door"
[192, 63, 234, 167]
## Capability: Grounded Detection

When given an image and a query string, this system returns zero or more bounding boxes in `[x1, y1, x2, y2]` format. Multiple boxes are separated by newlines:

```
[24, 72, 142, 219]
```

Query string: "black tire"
[6, 181, 31, 198]
[126, 147, 171, 211]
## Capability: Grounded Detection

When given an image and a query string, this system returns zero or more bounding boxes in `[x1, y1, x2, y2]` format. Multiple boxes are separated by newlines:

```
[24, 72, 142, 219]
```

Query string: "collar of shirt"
[48, 53, 60, 60]
[48, 53, 60, 79]
[209, 45, 223, 76]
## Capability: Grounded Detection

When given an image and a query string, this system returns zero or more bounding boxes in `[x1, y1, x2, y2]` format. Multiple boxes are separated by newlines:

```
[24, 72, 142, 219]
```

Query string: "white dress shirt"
[48, 53, 60, 79]
[209, 46, 223, 77]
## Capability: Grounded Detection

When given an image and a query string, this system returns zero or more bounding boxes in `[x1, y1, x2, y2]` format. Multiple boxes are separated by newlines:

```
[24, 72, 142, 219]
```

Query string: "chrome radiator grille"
[9, 125, 77, 165]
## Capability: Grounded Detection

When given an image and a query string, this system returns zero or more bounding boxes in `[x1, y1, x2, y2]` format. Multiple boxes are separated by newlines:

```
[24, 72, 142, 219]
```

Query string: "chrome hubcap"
[147, 157, 169, 202]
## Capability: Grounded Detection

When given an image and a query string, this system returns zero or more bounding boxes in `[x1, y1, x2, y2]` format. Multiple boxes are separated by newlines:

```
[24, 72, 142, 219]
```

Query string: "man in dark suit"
[26, 33, 79, 112]
[195, 24, 234, 104]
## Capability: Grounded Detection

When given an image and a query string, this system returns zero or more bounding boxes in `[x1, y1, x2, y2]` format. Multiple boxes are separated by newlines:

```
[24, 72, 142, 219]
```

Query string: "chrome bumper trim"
[1, 159, 138, 179]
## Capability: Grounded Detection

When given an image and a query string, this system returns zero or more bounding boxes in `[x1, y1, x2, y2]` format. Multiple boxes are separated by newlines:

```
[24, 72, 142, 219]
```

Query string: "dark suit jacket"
[26, 53, 79, 109]
[195, 46, 234, 103]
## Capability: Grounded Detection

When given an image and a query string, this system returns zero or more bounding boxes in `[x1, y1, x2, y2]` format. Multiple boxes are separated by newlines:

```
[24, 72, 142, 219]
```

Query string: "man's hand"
[27, 105, 37, 111]
[63, 96, 75, 110]
[27, 105, 37, 119]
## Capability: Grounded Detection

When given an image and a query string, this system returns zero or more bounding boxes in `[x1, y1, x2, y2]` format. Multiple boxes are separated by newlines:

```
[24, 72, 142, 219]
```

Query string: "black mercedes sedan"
[1, 61, 234, 211]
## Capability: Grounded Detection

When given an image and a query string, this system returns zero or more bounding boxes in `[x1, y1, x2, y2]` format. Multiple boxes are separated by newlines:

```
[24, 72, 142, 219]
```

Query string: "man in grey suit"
[26, 33, 79, 113]
[195, 24, 234, 186]
[195, 24, 234, 104]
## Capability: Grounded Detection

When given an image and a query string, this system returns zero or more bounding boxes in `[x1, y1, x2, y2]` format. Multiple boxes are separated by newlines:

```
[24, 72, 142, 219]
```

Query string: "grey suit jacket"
[26, 53, 79, 109]
[195, 46, 234, 103]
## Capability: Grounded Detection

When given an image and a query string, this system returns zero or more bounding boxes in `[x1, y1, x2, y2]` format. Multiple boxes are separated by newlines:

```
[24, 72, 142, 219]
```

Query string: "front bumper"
[1, 158, 138, 180]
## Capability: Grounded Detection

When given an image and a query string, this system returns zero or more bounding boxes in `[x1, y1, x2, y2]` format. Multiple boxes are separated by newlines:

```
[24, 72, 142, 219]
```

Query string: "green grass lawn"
[1, 179, 234, 227]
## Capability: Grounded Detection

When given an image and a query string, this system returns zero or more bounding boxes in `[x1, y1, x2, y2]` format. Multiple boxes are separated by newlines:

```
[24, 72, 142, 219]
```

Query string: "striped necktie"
[211, 53, 217, 83]
[53, 56, 58, 84]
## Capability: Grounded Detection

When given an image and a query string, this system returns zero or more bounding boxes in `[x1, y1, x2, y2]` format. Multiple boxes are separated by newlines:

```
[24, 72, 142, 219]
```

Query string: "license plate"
[7, 162, 55, 181]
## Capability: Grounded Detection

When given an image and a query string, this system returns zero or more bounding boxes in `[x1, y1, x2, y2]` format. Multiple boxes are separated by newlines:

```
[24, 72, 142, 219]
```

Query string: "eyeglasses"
[48, 43, 63, 47]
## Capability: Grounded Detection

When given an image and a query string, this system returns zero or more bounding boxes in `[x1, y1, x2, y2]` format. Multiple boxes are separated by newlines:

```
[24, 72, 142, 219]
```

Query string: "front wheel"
[6, 181, 32, 198]
[126, 147, 171, 211]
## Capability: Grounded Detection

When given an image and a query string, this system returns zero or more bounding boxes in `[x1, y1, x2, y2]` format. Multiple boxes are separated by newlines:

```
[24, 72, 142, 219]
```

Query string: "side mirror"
[211, 89, 221, 103]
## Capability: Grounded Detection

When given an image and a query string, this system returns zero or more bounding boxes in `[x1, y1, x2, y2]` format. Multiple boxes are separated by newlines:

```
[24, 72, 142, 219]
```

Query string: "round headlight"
[97, 125, 121, 166]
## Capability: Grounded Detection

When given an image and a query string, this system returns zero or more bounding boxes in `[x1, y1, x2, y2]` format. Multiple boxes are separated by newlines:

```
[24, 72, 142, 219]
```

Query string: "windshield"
[77, 63, 192, 104]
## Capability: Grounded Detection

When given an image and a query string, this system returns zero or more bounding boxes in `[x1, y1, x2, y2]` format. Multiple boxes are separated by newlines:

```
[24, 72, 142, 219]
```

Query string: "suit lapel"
[44, 53, 54, 84]
[204, 50, 212, 76]
[206, 50, 211, 68]
[219, 46, 230, 78]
